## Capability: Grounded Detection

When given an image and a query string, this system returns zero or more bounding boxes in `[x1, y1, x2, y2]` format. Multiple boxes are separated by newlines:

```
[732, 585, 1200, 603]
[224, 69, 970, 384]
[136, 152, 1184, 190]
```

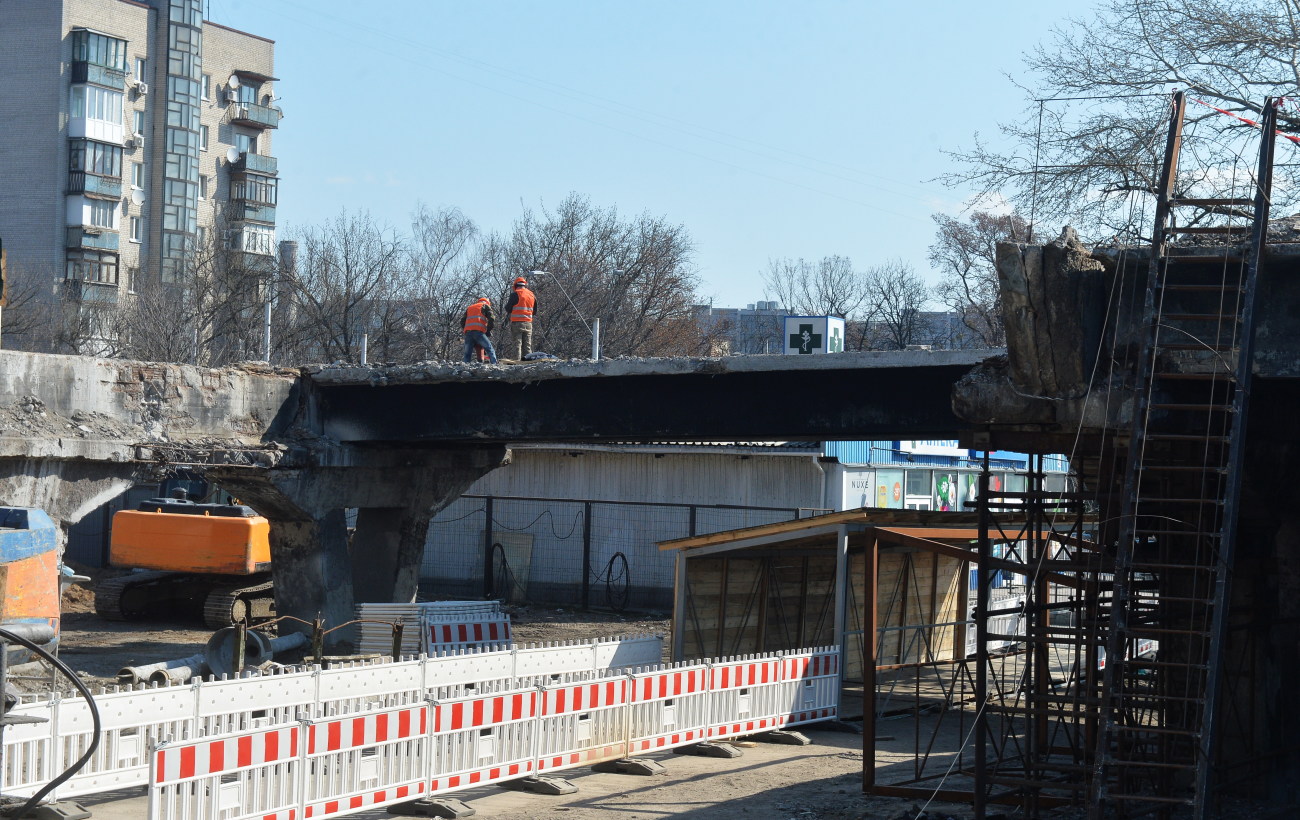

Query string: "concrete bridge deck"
[0, 347, 994, 646]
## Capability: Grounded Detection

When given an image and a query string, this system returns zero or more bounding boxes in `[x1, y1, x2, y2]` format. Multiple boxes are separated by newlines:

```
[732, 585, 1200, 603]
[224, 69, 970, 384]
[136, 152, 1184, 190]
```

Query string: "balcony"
[67, 172, 122, 199]
[232, 152, 278, 175]
[71, 61, 126, 90]
[62, 279, 119, 304]
[237, 203, 277, 224]
[229, 102, 281, 130]
[66, 227, 119, 251]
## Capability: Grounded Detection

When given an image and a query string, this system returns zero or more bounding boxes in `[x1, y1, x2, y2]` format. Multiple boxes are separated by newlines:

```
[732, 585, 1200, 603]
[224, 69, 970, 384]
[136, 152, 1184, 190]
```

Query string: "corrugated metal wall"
[466, 450, 826, 508]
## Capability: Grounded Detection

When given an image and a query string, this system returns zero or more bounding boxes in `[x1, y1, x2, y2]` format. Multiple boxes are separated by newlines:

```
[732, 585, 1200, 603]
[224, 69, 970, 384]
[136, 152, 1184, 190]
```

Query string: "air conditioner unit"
[134, 80, 149, 96]
[126, 133, 143, 149]
[224, 88, 238, 104]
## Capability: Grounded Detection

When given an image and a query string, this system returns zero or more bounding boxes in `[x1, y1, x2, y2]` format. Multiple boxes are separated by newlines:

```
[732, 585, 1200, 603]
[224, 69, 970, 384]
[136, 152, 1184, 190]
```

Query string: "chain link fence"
[421, 495, 825, 612]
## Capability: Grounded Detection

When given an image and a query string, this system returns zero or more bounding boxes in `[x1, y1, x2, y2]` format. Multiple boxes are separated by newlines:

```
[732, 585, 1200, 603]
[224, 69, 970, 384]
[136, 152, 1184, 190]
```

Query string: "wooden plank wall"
[679, 545, 968, 682]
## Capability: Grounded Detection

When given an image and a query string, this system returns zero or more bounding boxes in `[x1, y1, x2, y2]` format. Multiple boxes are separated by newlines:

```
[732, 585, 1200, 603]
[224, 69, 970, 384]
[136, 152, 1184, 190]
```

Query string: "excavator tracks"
[94, 571, 175, 621]
[202, 578, 275, 629]
[94, 571, 275, 627]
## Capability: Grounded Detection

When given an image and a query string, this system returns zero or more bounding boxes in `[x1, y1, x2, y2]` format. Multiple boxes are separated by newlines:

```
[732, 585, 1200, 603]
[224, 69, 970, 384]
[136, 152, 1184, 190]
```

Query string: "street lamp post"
[530, 270, 602, 360]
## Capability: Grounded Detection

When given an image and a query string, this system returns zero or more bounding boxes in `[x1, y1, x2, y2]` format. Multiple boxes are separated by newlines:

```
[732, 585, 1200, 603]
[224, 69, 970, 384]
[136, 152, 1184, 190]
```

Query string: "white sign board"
[899, 440, 967, 457]
[783, 316, 845, 355]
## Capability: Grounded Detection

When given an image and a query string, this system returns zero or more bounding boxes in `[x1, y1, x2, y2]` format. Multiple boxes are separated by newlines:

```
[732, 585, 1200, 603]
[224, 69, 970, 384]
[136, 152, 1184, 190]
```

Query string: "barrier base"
[672, 742, 742, 759]
[591, 757, 667, 776]
[386, 797, 476, 818]
[498, 775, 579, 795]
[8, 801, 92, 820]
[750, 730, 811, 746]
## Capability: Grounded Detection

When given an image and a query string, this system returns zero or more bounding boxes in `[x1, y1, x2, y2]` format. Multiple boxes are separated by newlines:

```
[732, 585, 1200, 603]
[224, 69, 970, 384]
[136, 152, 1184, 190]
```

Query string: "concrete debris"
[304, 349, 993, 388]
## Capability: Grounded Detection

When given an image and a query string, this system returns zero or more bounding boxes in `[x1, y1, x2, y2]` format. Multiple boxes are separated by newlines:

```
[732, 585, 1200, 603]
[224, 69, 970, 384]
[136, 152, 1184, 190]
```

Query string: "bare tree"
[943, 0, 1300, 237]
[863, 260, 930, 350]
[279, 211, 405, 364]
[397, 205, 487, 362]
[929, 210, 1030, 347]
[0, 261, 63, 353]
[492, 194, 700, 358]
[761, 256, 867, 318]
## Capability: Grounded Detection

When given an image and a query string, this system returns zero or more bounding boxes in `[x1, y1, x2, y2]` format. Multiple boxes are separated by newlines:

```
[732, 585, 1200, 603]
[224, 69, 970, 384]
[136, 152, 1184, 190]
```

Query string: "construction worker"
[462, 295, 498, 364]
[504, 275, 537, 360]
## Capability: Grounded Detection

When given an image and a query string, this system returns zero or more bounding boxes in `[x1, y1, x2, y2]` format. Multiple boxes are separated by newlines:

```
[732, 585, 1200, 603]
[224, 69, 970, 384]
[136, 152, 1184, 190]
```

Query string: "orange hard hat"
[514, 276, 527, 286]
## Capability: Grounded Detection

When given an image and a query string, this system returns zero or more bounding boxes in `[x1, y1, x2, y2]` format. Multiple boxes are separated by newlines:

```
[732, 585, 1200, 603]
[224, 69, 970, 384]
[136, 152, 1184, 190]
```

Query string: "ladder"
[1091, 92, 1277, 818]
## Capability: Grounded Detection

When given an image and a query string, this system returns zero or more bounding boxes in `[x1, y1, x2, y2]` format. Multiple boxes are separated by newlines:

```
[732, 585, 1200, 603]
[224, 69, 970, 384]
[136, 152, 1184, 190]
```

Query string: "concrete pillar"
[209, 445, 507, 651]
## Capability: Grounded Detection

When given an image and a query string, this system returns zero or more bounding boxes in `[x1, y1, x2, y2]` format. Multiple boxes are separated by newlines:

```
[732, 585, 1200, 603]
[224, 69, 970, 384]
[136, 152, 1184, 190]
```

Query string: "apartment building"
[0, 0, 279, 347]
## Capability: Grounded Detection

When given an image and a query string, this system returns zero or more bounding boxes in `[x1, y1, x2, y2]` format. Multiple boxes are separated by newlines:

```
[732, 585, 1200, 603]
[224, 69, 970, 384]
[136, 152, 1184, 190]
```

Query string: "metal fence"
[421, 495, 826, 612]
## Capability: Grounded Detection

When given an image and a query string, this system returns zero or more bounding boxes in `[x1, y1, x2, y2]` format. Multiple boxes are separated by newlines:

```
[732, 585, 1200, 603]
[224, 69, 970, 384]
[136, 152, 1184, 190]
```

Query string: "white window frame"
[89, 199, 117, 229]
[238, 224, 275, 256]
[129, 216, 143, 243]
[70, 86, 124, 124]
[200, 124, 208, 151]
[131, 161, 144, 189]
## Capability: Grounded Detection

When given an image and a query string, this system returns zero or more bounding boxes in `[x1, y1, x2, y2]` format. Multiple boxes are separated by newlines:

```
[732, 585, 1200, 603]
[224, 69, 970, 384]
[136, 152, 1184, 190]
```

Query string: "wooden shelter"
[659, 508, 990, 719]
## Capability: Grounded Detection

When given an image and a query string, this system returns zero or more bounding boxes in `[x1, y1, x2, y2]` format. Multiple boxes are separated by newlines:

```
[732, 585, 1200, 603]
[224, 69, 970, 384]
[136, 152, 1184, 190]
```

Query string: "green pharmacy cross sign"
[790, 323, 822, 354]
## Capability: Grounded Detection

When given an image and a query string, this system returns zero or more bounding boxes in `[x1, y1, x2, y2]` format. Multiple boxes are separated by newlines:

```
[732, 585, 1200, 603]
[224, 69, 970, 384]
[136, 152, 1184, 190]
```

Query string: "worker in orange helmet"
[504, 275, 537, 361]
[462, 295, 498, 364]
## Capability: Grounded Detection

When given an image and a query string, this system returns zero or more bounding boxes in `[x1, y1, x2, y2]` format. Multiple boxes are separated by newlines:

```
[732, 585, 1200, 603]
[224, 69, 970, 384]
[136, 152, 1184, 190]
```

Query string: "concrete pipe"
[118, 652, 206, 685]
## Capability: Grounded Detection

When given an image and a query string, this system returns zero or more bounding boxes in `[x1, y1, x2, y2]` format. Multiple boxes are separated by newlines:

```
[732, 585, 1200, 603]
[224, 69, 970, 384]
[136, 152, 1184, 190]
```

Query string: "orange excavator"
[93, 496, 275, 628]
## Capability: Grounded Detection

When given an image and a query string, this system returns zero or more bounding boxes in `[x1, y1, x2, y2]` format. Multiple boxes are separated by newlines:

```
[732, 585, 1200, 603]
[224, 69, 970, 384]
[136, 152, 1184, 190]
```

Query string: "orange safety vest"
[510, 287, 535, 323]
[464, 299, 490, 334]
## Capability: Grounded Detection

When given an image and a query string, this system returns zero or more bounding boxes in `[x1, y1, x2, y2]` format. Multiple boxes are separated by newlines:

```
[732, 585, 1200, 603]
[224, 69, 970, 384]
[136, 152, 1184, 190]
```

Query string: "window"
[233, 174, 277, 205]
[202, 73, 211, 100]
[236, 81, 260, 106]
[71, 30, 127, 72]
[234, 132, 257, 155]
[198, 175, 208, 200]
[129, 216, 143, 243]
[199, 124, 208, 151]
[131, 162, 144, 188]
[69, 140, 122, 177]
[904, 469, 932, 498]
[70, 86, 124, 124]
[126, 266, 138, 294]
[133, 110, 146, 136]
[134, 57, 146, 80]
[197, 226, 208, 250]
[88, 199, 117, 229]
[66, 250, 119, 285]
[235, 224, 275, 255]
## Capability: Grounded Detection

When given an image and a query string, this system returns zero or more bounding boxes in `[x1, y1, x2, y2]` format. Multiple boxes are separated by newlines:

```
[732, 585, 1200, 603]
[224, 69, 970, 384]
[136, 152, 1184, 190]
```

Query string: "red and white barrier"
[625, 664, 712, 754]
[135, 644, 839, 820]
[150, 725, 301, 820]
[428, 683, 539, 792]
[707, 655, 789, 741]
[299, 705, 429, 818]
[427, 619, 512, 654]
[534, 675, 629, 773]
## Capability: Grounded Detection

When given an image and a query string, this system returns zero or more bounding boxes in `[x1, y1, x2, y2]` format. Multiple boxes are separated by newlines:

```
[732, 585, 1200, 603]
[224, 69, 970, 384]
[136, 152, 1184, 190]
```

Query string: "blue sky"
[207, 0, 1086, 308]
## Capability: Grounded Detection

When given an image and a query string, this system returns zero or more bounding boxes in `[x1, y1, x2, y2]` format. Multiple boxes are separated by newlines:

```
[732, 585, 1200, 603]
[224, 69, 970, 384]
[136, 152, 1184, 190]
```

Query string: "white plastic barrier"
[625, 663, 712, 754]
[427, 618, 512, 654]
[300, 705, 430, 818]
[533, 674, 629, 773]
[146, 645, 840, 820]
[429, 683, 539, 792]
[150, 724, 301, 820]
[779, 648, 839, 727]
[1, 634, 662, 801]
[707, 655, 789, 741]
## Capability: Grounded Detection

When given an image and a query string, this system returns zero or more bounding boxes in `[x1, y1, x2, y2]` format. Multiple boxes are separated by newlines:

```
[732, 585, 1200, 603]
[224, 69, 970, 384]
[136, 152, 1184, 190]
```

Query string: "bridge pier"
[209, 446, 507, 651]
